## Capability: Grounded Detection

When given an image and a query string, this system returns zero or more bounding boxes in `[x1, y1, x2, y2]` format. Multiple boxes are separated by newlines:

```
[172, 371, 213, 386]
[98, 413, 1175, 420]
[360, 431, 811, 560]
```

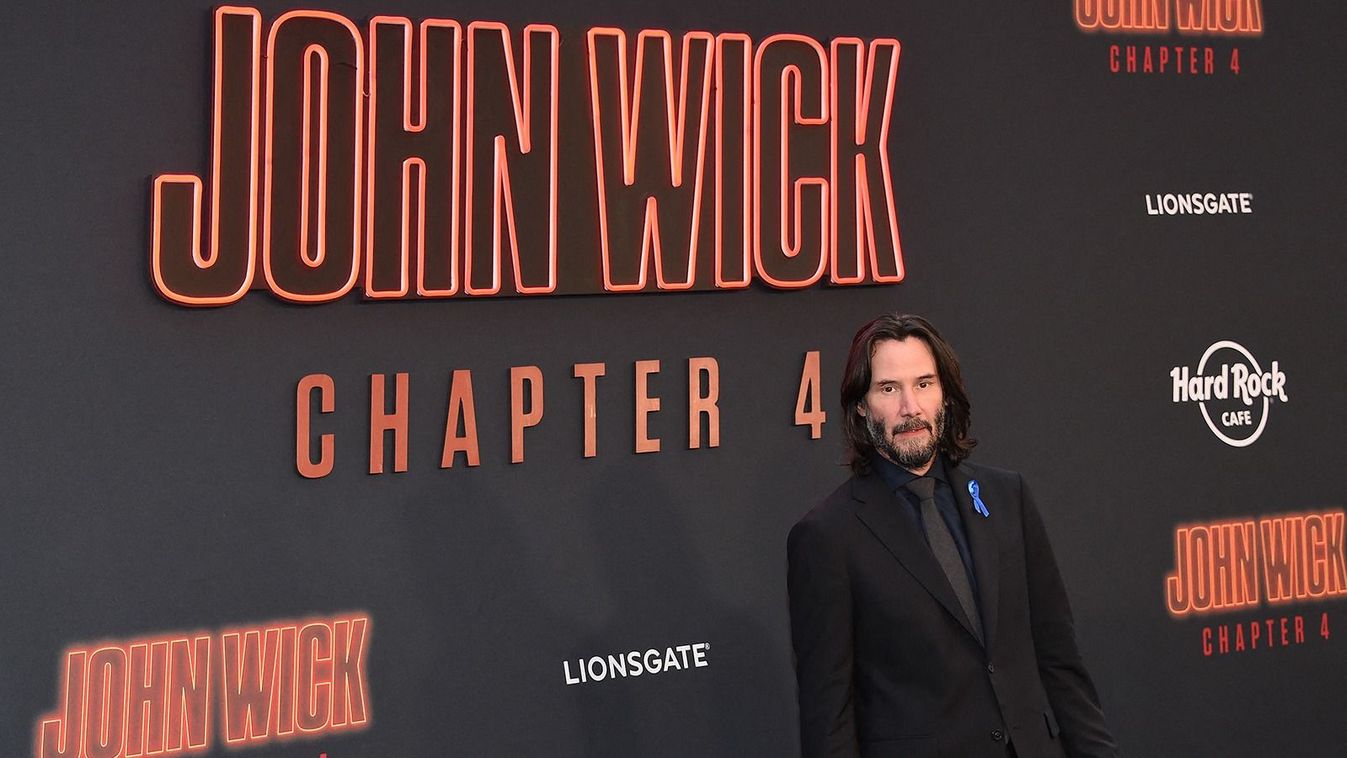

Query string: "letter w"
[588, 29, 715, 291]
[1259, 518, 1295, 603]
[221, 629, 282, 743]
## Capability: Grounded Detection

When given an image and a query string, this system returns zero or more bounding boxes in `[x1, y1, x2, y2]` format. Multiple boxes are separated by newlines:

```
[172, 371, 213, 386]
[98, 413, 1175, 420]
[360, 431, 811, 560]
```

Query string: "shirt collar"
[869, 451, 949, 494]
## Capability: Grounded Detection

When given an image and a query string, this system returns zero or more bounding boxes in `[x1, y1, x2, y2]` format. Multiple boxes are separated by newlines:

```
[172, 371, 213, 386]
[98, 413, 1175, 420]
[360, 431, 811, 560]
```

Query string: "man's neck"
[876, 452, 935, 477]
[869, 452, 947, 488]
[903, 458, 934, 477]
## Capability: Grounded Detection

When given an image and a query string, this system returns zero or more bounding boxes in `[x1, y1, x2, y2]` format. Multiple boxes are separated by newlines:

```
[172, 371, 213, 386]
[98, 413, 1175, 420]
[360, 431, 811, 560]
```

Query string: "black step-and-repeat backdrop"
[3, 1, 1344, 756]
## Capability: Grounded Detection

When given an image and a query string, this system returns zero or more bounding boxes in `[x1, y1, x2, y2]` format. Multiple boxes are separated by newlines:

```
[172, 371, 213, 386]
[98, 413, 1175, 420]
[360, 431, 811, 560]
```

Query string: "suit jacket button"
[986, 662, 996, 674]
[991, 729, 1004, 742]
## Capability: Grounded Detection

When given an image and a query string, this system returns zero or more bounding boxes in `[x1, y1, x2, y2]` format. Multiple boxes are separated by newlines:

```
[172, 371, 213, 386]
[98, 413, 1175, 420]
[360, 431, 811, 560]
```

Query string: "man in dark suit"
[787, 314, 1118, 758]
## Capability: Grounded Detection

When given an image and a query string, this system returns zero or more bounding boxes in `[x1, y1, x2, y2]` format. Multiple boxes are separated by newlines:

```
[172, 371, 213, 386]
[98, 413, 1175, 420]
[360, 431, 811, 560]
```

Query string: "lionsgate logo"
[1145, 192, 1253, 216]
[1171, 340, 1287, 447]
[563, 641, 709, 686]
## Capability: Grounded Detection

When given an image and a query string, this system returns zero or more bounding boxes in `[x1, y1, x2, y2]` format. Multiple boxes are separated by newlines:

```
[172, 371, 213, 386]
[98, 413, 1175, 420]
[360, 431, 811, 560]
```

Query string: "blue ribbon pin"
[968, 480, 990, 518]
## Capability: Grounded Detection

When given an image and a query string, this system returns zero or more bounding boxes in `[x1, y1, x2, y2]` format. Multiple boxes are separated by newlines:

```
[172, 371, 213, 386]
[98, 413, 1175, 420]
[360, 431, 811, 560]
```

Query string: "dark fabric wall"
[2, 1, 1343, 756]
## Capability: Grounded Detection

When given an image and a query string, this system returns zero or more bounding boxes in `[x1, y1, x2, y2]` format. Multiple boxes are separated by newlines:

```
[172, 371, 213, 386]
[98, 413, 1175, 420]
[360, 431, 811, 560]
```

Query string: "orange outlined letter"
[35, 650, 87, 758]
[714, 34, 753, 288]
[262, 11, 365, 303]
[830, 38, 902, 284]
[125, 641, 169, 757]
[465, 23, 559, 296]
[753, 35, 830, 288]
[150, 7, 261, 306]
[366, 17, 463, 298]
[587, 28, 715, 291]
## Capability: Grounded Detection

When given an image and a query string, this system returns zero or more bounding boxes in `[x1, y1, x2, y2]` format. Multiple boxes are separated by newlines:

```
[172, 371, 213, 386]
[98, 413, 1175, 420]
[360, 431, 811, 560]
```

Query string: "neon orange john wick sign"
[33, 613, 371, 758]
[150, 7, 906, 306]
[1073, 0, 1263, 35]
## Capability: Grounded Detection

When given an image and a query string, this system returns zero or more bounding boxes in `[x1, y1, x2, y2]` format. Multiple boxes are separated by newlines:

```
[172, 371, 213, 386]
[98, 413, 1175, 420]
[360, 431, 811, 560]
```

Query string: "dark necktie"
[906, 477, 983, 642]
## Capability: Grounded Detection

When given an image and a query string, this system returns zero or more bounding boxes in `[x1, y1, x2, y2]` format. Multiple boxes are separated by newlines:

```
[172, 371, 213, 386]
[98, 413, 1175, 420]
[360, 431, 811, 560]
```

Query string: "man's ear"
[855, 403, 866, 418]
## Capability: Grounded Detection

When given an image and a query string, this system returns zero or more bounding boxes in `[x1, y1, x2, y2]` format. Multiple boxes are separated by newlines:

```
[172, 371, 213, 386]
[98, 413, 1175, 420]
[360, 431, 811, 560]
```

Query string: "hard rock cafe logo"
[1170, 340, 1287, 447]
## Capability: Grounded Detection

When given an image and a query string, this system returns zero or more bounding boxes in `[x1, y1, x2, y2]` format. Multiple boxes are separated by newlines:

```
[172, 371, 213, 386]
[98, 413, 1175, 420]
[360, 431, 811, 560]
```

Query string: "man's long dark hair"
[841, 313, 976, 471]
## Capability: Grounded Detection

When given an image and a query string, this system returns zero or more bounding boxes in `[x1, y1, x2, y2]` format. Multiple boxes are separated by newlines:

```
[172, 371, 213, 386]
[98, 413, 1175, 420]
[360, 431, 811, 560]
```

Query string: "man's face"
[858, 337, 945, 475]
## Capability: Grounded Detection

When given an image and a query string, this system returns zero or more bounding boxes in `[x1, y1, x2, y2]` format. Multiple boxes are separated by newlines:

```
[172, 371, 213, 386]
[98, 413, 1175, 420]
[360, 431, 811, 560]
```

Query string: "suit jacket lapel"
[951, 463, 1001, 649]
[851, 471, 983, 644]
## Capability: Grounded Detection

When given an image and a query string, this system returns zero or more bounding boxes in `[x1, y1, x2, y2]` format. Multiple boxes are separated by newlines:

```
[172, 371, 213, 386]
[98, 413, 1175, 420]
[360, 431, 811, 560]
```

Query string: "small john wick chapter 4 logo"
[1171, 340, 1287, 447]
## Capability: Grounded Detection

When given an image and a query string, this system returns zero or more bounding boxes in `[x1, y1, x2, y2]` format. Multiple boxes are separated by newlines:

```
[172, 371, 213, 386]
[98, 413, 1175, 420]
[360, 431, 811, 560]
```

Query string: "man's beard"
[867, 406, 946, 471]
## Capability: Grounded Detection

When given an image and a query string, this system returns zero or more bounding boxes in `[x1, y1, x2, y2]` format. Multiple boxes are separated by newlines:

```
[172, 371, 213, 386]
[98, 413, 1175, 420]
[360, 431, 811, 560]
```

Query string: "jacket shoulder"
[792, 474, 862, 531]
[959, 460, 1024, 488]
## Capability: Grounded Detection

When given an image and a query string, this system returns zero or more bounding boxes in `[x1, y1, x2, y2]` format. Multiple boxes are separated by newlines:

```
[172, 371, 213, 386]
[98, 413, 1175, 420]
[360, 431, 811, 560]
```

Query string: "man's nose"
[897, 387, 921, 417]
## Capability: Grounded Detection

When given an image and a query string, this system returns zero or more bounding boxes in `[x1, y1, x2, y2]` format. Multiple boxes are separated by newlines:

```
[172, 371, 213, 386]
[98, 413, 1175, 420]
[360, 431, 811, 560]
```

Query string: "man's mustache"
[892, 419, 932, 435]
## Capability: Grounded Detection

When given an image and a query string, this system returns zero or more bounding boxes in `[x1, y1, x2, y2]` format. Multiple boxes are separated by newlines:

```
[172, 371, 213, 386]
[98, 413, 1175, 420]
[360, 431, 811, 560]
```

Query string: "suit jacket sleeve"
[1019, 474, 1121, 757]
[787, 516, 859, 758]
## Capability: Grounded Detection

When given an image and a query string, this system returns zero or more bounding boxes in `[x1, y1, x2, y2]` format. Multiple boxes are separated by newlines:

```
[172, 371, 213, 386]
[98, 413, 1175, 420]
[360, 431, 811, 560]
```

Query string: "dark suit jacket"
[787, 461, 1118, 758]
